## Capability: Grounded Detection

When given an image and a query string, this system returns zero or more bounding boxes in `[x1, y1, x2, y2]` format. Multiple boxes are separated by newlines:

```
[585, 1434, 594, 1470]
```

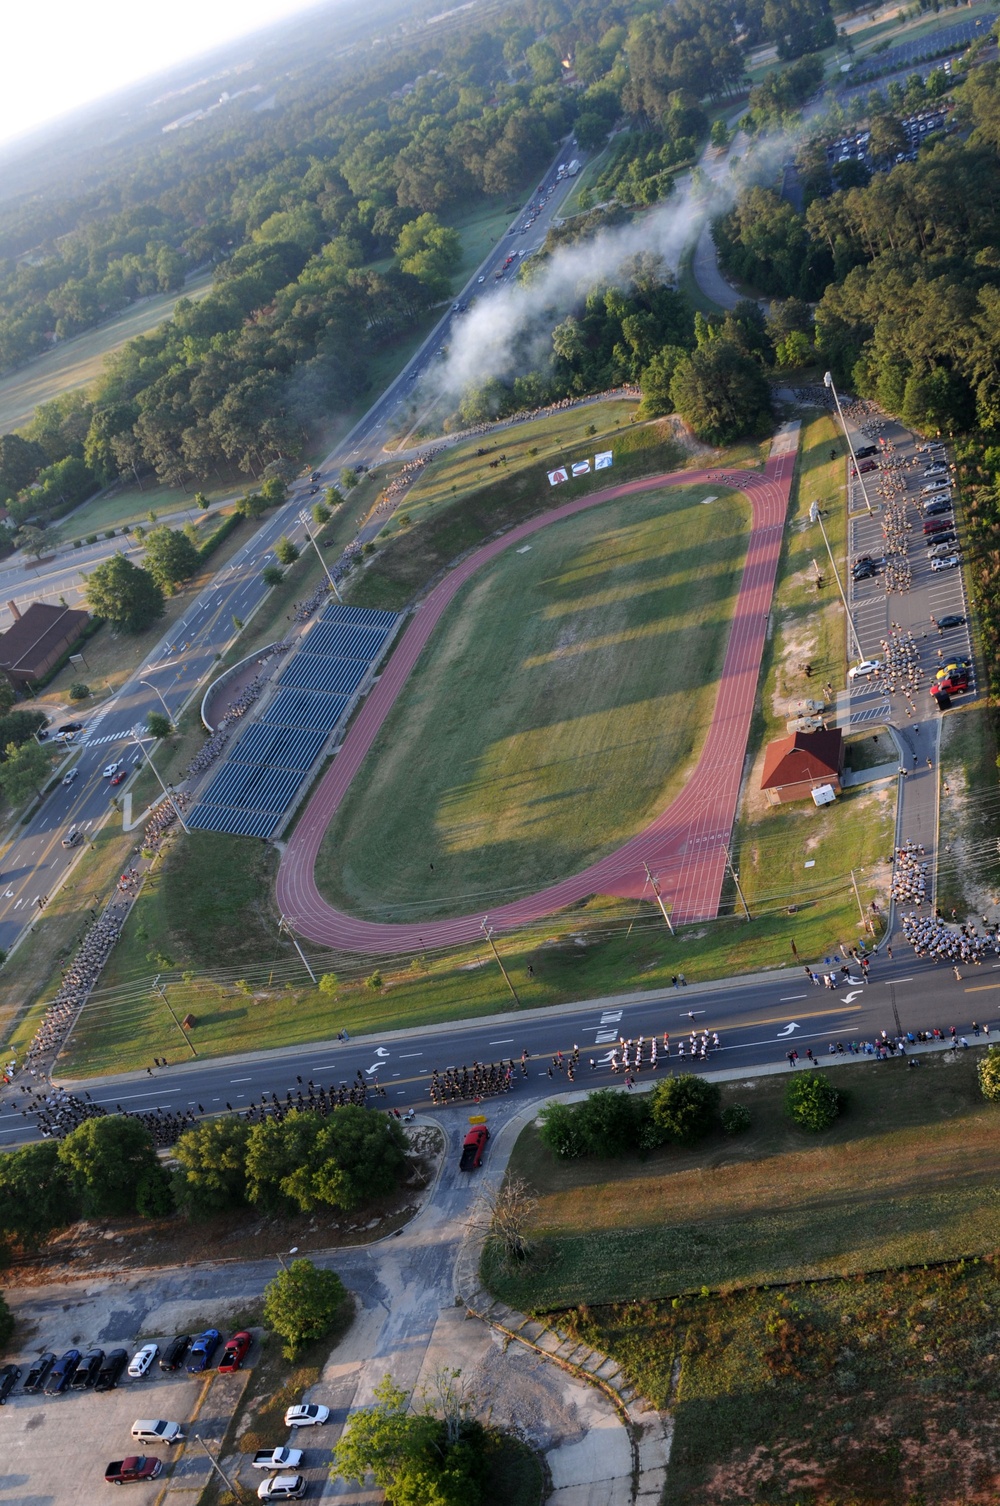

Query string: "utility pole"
[481, 917, 521, 1006]
[643, 862, 675, 935]
[152, 973, 197, 1058]
[132, 737, 189, 833]
[298, 510, 343, 601]
[850, 869, 870, 934]
[722, 842, 751, 922]
[824, 370, 874, 516]
[190, 1433, 238, 1495]
[813, 507, 865, 664]
[279, 914, 318, 984]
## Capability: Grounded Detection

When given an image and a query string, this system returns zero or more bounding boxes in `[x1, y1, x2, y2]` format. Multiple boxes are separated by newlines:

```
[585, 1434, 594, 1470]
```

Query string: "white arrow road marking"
[841, 990, 865, 1004]
[373, 1047, 390, 1058]
[777, 1022, 801, 1036]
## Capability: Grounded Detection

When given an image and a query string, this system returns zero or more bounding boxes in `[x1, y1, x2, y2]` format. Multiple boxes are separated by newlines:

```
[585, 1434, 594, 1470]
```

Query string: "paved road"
[277, 434, 799, 951]
[0, 142, 587, 958]
[6, 944, 993, 1149]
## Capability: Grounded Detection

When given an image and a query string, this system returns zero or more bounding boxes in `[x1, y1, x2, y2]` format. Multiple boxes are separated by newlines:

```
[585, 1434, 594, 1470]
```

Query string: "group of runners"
[891, 842, 929, 903]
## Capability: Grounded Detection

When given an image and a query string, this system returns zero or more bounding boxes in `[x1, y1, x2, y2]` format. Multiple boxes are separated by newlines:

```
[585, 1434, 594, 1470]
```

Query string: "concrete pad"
[548, 1404, 633, 1490]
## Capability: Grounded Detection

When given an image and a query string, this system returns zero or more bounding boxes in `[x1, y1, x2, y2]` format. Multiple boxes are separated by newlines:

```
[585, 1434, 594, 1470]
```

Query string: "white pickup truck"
[251, 1448, 304, 1471]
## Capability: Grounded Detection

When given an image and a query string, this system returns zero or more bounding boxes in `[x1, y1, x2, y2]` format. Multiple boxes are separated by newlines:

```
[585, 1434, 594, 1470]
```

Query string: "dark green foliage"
[714, 187, 832, 299]
[669, 340, 773, 445]
[0, 1291, 13, 1349]
[173, 1116, 251, 1216]
[540, 1089, 651, 1159]
[135, 1164, 175, 1218]
[650, 1075, 721, 1144]
[745, 53, 825, 129]
[978, 1044, 1000, 1101]
[334, 1375, 492, 1506]
[57, 1116, 159, 1216]
[245, 1106, 408, 1215]
[0, 710, 47, 756]
[721, 1103, 752, 1135]
[785, 1070, 842, 1131]
[142, 525, 200, 593]
[0, 1140, 79, 1250]
[263, 1258, 349, 1358]
[85, 554, 164, 633]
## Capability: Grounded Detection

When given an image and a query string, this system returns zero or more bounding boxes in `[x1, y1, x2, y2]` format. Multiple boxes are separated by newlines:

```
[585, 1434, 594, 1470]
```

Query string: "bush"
[785, 1070, 841, 1131]
[86, 533, 98, 544]
[72, 539, 82, 549]
[69, 682, 90, 701]
[650, 1075, 720, 1144]
[538, 1100, 586, 1158]
[721, 1103, 752, 1135]
[104, 530, 116, 539]
[135, 1164, 175, 1218]
[979, 1045, 1000, 1101]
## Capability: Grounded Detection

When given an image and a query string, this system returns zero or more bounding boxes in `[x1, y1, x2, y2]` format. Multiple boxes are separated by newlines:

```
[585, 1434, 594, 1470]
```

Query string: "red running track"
[278, 431, 799, 951]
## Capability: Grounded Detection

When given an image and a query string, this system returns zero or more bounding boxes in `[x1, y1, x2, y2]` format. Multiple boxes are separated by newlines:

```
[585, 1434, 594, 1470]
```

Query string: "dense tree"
[146, 711, 172, 739]
[785, 1070, 841, 1131]
[0, 739, 51, 806]
[979, 1045, 1000, 1102]
[334, 1375, 491, 1506]
[263, 1258, 349, 1359]
[0, 433, 45, 501]
[649, 1074, 721, 1144]
[142, 525, 200, 594]
[245, 1107, 408, 1215]
[669, 340, 772, 445]
[57, 1116, 159, 1216]
[0, 1141, 79, 1249]
[172, 1117, 252, 1216]
[274, 535, 300, 565]
[85, 554, 165, 633]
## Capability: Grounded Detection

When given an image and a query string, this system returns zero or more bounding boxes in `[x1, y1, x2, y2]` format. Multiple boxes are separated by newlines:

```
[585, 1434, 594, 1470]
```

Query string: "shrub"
[72, 539, 82, 549]
[650, 1075, 720, 1144]
[263, 1258, 349, 1360]
[979, 1045, 1000, 1101]
[366, 969, 383, 992]
[785, 1070, 841, 1131]
[86, 533, 98, 544]
[104, 530, 116, 539]
[721, 1103, 752, 1135]
[69, 682, 90, 701]
[135, 1164, 175, 1218]
[0, 1292, 13, 1350]
[538, 1100, 586, 1157]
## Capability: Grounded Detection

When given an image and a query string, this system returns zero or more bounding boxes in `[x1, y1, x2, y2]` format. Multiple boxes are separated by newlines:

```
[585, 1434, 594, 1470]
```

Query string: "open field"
[444, 193, 524, 284]
[318, 483, 747, 921]
[573, 1253, 1000, 1505]
[937, 703, 1000, 917]
[60, 472, 241, 539]
[0, 272, 213, 433]
[487, 1048, 1000, 1311]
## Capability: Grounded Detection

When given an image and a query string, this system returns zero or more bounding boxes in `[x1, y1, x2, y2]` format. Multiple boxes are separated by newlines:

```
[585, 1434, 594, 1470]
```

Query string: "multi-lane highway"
[0, 141, 587, 954]
[4, 945, 994, 1146]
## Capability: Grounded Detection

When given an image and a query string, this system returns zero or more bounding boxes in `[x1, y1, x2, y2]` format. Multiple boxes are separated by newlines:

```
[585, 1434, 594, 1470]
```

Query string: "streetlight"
[131, 735, 189, 833]
[297, 510, 342, 601]
[276, 1245, 300, 1272]
[824, 370, 873, 517]
[810, 501, 865, 665]
[140, 679, 172, 725]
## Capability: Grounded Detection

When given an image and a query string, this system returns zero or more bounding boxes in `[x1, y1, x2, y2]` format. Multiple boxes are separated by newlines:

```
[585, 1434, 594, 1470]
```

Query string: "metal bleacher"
[188, 602, 398, 837]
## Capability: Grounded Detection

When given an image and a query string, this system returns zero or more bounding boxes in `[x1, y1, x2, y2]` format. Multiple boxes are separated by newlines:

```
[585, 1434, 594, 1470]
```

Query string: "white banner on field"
[594, 450, 613, 470]
[547, 467, 569, 486]
[571, 459, 591, 477]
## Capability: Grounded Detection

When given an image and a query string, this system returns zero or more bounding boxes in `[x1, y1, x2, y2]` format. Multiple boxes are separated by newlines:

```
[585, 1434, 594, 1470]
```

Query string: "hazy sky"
[2, 0, 326, 146]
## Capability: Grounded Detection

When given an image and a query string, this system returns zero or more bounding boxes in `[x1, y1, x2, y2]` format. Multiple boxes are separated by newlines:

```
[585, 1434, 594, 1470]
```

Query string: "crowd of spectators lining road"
[20, 796, 188, 1075]
[451, 384, 641, 443]
[187, 643, 290, 778]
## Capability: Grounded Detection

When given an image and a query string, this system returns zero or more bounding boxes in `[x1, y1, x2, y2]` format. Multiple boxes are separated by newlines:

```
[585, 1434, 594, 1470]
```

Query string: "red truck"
[460, 1124, 489, 1171]
[105, 1456, 163, 1485]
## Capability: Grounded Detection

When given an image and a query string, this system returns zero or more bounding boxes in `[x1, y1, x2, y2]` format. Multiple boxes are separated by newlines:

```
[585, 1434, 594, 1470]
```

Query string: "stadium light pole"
[298, 510, 343, 601]
[140, 679, 172, 724]
[823, 370, 873, 516]
[811, 502, 865, 664]
[131, 735, 189, 833]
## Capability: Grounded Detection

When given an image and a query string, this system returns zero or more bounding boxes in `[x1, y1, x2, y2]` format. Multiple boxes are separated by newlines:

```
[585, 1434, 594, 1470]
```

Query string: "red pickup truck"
[105, 1456, 163, 1485]
[460, 1125, 489, 1171]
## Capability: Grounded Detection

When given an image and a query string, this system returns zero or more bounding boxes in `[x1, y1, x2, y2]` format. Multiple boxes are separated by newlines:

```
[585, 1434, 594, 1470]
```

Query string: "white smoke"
[433, 132, 793, 406]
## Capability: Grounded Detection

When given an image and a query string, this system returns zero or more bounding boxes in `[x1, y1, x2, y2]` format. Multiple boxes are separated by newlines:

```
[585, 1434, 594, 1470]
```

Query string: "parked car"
[24, 1352, 55, 1392]
[44, 1348, 81, 1394]
[159, 1335, 191, 1371]
[127, 1344, 158, 1379]
[284, 1403, 330, 1428]
[185, 1330, 221, 1373]
[131, 1419, 184, 1445]
[933, 671, 968, 696]
[937, 613, 966, 629]
[848, 659, 882, 680]
[218, 1331, 252, 1373]
[935, 658, 972, 680]
[94, 1349, 129, 1393]
[258, 1476, 307, 1501]
[921, 499, 952, 516]
[927, 538, 957, 557]
[851, 459, 877, 475]
[252, 1449, 304, 1471]
[104, 1456, 163, 1485]
[459, 1124, 489, 1170]
[931, 555, 961, 571]
[71, 1347, 104, 1390]
[0, 1364, 21, 1404]
[923, 518, 952, 535]
[854, 443, 878, 458]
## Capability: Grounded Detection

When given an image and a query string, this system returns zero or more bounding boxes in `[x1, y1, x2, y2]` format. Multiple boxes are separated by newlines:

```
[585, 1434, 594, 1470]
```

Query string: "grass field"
[60, 473, 241, 540]
[937, 703, 1000, 917]
[0, 273, 213, 434]
[318, 482, 747, 920]
[487, 1048, 1000, 1312]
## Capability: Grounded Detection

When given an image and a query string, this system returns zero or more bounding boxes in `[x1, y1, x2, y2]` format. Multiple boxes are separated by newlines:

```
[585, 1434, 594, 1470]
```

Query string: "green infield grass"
[485, 1047, 1000, 1312]
[318, 481, 747, 921]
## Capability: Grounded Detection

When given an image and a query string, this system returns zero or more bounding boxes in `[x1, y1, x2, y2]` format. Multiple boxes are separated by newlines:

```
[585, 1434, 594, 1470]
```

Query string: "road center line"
[779, 995, 807, 1001]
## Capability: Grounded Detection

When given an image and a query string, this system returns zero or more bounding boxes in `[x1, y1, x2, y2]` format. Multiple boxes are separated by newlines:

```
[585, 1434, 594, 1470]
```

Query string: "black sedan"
[937, 613, 966, 629]
[0, 1364, 20, 1404]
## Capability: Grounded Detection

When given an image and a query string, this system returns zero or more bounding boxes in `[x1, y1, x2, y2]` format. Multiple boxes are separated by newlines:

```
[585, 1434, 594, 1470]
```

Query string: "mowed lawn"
[487, 1049, 1000, 1314]
[0, 272, 213, 433]
[317, 484, 748, 920]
